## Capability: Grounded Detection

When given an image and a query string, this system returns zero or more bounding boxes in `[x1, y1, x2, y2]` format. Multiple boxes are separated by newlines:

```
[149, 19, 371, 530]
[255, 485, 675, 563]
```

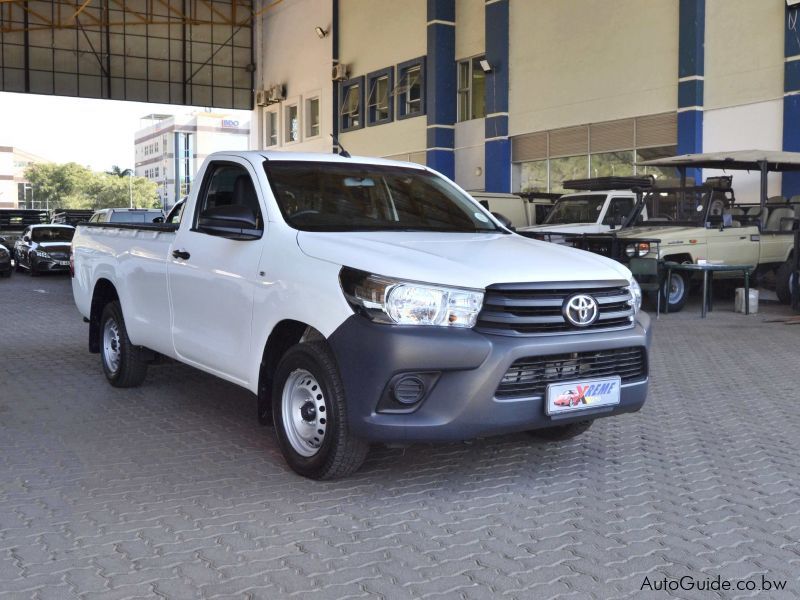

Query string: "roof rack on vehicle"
[562, 176, 656, 191]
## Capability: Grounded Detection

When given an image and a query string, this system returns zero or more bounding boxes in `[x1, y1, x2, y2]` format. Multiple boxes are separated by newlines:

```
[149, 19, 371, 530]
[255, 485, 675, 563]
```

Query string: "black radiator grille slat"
[496, 347, 647, 399]
[477, 281, 635, 336]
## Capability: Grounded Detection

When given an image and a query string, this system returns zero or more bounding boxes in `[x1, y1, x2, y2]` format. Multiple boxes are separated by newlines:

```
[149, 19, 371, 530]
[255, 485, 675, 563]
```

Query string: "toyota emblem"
[564, 294, 599, 327]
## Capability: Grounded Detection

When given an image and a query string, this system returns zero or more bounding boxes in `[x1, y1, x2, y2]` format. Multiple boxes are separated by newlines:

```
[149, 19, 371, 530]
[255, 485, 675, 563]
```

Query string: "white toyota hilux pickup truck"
[72, 151, 652, 479]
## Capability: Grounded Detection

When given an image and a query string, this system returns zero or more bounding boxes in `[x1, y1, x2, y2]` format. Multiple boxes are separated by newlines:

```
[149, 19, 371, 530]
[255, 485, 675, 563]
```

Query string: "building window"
[339, 77, 364, 132]
[286, 103, 300, 143]
[155, 167, 160, 178]
[265, 109, 279, 147]
[457, 56, 486, 122]
[367, 68, 393, 126]
[306, 97, 320, 138]
[396, 57, 425, 119]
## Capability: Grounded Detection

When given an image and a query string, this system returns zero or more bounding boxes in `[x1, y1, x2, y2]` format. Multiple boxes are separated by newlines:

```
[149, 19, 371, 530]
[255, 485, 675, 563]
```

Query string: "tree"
[106, 165, 132, 178]
[25, 162, 158, 210]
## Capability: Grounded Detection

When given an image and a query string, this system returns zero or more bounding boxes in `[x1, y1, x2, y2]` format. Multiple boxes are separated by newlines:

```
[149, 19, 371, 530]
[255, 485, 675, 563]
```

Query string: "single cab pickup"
[72, 152, 652, 479]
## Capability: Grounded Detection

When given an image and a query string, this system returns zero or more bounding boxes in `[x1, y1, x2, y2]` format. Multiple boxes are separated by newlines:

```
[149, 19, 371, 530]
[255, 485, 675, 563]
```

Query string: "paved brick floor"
[1, 272, 799, 599]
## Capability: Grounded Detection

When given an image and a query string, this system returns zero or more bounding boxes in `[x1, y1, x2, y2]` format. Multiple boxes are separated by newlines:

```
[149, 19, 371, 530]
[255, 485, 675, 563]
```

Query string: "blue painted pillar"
[677, 0, 704, 182]
[426, 0, 456, 179]
[783, 5, 800, 197]
[331, 0, 340, 154]
[484, 0, 510, 192]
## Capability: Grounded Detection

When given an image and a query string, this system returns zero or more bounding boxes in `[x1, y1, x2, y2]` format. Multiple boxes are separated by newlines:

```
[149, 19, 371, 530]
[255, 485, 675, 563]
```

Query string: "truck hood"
[613, 225, 706, 240]
[518, 222, 608, 234]
[296, 231, 632, 288]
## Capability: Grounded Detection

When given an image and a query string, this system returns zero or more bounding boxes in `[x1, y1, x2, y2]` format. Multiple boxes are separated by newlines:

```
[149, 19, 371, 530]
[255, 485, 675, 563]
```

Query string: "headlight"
[34, 250, 51, 258]
[628, 278, 642, 314]
[625, 242, 651, 258]
[340, 267, 484, 328]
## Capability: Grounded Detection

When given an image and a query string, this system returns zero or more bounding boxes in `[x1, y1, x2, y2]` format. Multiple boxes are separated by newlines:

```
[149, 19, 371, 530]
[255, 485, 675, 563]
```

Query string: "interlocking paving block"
[1, 276, 800, 599]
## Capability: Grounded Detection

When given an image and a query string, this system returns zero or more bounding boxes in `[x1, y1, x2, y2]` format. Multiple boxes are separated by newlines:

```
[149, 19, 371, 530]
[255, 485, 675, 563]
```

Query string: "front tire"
[272, 341, 369, 480]
[100, 301, 148, 387]
[663, 270, 689, 312]
[529, 420, 593, 441]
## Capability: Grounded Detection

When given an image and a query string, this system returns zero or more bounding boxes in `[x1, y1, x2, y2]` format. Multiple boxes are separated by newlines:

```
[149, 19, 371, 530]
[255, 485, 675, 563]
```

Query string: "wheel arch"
[257, 319, 325, 423]
[662, 252, 694, 264]
[89, 278, 119, 353]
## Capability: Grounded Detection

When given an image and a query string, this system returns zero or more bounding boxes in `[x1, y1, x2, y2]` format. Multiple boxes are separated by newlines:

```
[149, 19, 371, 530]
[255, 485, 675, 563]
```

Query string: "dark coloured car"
[0, 236, 11, 278]
[14, 224, 75, 276]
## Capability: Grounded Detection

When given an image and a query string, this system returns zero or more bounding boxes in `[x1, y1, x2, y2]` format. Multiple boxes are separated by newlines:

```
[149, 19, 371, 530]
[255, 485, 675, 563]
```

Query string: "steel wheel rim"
[669, 273, 685, 304]
[281, 368, 327, 458]
[102, 318, 122, 374]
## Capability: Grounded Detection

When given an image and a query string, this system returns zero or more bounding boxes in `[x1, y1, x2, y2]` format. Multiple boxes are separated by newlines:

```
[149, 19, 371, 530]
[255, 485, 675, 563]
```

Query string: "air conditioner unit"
[255, 89, 269, 106]
[332, 63, 349, 81]
[267, 84, 286, 104]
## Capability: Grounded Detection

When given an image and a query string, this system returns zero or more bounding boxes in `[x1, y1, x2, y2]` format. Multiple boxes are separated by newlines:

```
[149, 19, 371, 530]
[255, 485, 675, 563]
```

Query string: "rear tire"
[272, 341, 369, 479]
[776, 260, 795, 305]
[529, 420, 593, 441]
[100, 301, 148, 388]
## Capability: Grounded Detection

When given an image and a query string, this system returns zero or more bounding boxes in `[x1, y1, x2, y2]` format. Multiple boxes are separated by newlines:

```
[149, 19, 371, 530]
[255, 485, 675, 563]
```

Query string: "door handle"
[172, 249, 191, 260]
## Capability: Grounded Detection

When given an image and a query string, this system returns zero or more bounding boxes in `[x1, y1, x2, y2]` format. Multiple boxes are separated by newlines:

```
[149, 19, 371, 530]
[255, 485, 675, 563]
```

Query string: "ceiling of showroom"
[0, 0, 258, 109]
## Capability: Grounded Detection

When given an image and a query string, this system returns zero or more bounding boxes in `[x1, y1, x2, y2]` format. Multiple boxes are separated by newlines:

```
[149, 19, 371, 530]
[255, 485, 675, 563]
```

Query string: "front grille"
[476, 281, 634, 336]
[496, 347, 647, 399]
[48, 252, 69, 260]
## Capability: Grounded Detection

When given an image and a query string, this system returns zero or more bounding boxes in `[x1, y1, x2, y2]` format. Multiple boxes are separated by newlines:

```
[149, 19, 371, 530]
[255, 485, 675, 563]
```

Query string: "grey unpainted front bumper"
[327, 312, 652, 443]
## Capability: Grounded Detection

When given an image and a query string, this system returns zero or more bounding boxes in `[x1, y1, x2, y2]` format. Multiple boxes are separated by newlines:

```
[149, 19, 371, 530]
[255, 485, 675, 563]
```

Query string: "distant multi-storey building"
[134, 112, 250, 209]
[0, 147, 49, 209]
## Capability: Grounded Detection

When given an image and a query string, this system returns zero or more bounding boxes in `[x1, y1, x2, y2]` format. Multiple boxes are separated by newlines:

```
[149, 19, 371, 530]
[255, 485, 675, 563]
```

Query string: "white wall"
[509, 0, 678, 136]
[337, 0, 428, 159]
[251, 0, 332, 153]
[455, 119, 485, 191]
[703, 100, 784, 202]
[705, 0, 784, 111]
[456, 0, 484, 61]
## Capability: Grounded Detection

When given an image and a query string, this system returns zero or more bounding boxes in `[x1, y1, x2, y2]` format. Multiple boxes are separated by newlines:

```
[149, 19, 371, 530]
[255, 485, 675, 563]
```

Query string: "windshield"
[264, 161, 501, 233]
[31, 227, 74, 242]
[641, 189, 718, 226]
[544, 195, 607, 224]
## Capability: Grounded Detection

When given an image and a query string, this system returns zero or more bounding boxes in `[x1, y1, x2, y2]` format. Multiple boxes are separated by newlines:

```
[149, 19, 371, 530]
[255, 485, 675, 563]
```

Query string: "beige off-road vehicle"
[560, 151, 800, 312]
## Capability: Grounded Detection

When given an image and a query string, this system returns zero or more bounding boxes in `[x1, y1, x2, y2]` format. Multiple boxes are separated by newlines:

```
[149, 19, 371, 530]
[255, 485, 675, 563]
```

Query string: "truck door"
[705, 199, 759, 266]
[167, 158, 265, 383]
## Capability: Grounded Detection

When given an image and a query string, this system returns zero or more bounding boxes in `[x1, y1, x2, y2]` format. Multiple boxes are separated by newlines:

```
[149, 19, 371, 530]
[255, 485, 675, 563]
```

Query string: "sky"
[0, 92, 251, 172]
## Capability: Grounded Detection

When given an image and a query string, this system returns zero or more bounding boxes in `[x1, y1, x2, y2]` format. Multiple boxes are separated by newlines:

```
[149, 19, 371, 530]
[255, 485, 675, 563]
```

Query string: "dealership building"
[249, 0, 794, 202]
[135, 112, 250, 208]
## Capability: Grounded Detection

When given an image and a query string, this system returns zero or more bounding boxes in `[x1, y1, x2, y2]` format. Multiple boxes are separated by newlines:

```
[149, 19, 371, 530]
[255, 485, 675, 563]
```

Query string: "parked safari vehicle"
[518, 177, 650, 239]
[14, 224, 75, 275]
[574, 151, 800, 311]
[71, 152, 652, 479]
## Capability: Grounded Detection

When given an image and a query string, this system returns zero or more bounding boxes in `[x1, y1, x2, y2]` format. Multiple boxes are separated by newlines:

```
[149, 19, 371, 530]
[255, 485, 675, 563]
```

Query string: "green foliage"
[24, 163, 159, 210]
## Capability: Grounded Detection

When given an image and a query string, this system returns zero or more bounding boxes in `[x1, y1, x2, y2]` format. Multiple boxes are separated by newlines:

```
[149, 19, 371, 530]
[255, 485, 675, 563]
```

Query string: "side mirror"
[197, 204, 261, 240]
[23, 236, 30, 243]
[152, 216, 164, 224]
[491, 211, 516, 231]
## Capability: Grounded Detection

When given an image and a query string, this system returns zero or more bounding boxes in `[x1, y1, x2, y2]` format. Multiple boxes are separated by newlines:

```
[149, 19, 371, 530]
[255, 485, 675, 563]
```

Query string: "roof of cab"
[208, 150, 429, 170]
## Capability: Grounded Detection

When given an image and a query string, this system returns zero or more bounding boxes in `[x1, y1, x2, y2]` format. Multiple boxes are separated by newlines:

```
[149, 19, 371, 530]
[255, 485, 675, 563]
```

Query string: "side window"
[195, 163, 263, 232]
[603, 197, 634, 225]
